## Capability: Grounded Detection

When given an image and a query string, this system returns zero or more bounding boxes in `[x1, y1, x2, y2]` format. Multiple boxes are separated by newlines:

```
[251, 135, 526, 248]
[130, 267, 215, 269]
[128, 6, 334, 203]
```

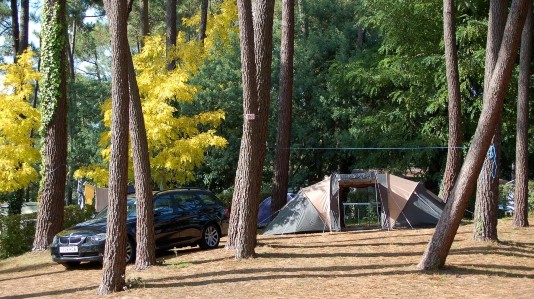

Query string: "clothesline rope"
[277, 146, 464, 150]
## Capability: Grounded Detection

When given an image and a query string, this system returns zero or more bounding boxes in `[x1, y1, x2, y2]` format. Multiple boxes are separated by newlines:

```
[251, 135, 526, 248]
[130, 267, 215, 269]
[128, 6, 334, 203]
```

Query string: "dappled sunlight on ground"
[0, 218, 533, 298]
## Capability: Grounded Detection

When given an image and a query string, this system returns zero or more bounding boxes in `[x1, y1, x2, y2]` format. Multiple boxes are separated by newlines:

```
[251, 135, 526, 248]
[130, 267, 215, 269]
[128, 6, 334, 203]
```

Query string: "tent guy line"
[278, 146, 465, 151]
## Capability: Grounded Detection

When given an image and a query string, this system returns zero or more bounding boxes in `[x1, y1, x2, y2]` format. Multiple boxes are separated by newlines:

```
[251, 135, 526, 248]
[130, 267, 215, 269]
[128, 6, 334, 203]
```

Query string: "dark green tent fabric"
[262, 192, 327, 235]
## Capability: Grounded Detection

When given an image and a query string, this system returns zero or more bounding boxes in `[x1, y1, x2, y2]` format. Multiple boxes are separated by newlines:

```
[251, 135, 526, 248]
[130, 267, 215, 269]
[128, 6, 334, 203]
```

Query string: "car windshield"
[94, 198, 137, 219]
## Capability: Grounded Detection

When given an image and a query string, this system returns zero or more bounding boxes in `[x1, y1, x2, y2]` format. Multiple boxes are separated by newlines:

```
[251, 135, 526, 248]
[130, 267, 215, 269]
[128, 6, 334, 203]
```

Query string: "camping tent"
[257, 194, 294, 227]
[262, 172, 444, 235]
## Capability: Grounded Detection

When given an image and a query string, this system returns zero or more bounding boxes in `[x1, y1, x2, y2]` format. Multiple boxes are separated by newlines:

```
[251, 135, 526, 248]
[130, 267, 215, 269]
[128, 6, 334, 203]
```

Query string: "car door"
[178, 193, 204, 243]
[153, 194, 181, 248]
[170, 192, 202, 244]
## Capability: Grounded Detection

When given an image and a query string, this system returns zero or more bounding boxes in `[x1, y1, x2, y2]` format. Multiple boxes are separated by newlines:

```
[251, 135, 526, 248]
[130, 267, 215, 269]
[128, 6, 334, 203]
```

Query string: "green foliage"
[39, 1, 66, 132]
[498, 182, 534, 218]
[125, 277, 146, 290]
[0, 213, 35, 259]
[0, 204, 95, 259]
[63, 204, 96, 228]
[188, 35, 243, 192]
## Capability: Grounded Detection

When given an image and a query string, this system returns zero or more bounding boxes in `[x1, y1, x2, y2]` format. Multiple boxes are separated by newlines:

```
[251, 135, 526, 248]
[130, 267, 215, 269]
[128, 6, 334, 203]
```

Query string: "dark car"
[50, 189, 229, 268]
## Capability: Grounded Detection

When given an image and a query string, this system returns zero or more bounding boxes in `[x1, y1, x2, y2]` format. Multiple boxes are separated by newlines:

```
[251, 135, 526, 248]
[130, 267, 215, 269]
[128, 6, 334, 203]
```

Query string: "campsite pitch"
[1, 218, 533, 298]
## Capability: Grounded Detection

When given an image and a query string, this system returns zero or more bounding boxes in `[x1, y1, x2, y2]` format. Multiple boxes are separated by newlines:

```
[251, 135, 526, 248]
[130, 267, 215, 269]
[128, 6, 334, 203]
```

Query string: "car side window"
[170, 193, 189, 213]
[154, 194, 174, 214]
[172, 193, 202, 212]
[197, 193, 218, 205]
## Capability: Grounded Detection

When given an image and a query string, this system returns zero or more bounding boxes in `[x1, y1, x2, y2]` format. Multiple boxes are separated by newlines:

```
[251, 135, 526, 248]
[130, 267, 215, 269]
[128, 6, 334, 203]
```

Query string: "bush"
[64, 204, 95, 228]
[0, 213, 36, 259]
[0, 204, 95, 259]
[528, 181, 534, 212]
[498, 181, 534, 218]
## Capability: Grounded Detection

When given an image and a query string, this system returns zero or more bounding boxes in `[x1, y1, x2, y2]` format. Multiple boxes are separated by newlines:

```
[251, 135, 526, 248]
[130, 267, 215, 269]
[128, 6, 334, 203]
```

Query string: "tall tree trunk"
[198, 0, 208, 42]
[226, 0, 275, 259]
[98, 0, 130, 294]
[297, 0, 306, 37]
[166, 0, 177, 70]
[10, 0, 20, 61]
[126, 48, 156, 270]
[19, 0, 29, 53]
[271, 0, 295, 220]
[417, 0, 529, 271]
[513, 3, 532, 228]
[440, 0, 462, 203]
[356, 24, 364, 48]
[65, 20, 77, 206]
[473, 129, 501, 241]
[32, 0, 69, 251]
[472, 0, 507, 242]
[140, 0, 149, 37]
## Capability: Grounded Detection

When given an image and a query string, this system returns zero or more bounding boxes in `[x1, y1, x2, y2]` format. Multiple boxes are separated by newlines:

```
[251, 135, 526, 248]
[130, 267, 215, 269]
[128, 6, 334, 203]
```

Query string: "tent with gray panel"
[262, 172, 445, 235]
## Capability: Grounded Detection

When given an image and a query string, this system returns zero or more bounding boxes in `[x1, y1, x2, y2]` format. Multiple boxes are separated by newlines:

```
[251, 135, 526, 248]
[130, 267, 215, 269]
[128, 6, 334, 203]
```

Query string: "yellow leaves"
[75, 0, 236, 187]
[74, 165, 109, 187]
[0, 50, 41, 193]
[0, 50, 41, 102]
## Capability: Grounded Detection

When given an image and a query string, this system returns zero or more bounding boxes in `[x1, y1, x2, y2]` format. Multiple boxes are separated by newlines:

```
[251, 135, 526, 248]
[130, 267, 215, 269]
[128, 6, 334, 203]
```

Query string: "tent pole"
[376, 179, 390, 231]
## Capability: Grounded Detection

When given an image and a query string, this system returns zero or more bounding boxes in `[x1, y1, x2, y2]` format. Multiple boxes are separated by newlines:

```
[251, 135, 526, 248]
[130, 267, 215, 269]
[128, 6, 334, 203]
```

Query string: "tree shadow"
[430, 264, 534, 279]
[144, 262, 416, 286]
[450, 246, 534, 259]
[0, 261, 53, 276]
[257, 250, 423, 259]
[268, 241, 430, 249]
[0, 270, 65, 283]
[0, 285, 97, 299]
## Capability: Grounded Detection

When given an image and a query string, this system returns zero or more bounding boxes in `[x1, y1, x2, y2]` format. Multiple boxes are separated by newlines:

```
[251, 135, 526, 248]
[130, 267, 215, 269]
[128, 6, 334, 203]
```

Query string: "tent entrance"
[332, 173, 382, 230]
[340, 184, 382, 229]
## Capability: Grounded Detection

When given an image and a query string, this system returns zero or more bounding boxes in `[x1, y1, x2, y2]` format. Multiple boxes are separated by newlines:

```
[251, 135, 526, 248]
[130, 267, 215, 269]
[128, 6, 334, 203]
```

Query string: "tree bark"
[271, 0, 294, 220]
[513, 3, 532, 228]
[198, 0, 208, 42]
[472, 0, 507, 242]
[166, 0, 177, 70]
[65, 19, 77, 206]
[19, 0, 29, 53]
[98, 0, 130, 294]
[140, 0, 149, 37]
[10, 0, 20, 61]
[297, 0, 306, 37]
[356, 24, 364, 48]
[473, 129, 501, 241]
[226, 0, 275, 259]
[126, 48, 157, 270]
[32, 0, 68, 251]
[417, 0, 529, 271]
[440, 0, 462, 203]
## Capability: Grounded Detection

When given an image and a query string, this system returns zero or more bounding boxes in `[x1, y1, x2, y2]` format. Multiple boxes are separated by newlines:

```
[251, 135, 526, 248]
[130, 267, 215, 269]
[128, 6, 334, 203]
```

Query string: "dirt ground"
[1, 218, 533, 299]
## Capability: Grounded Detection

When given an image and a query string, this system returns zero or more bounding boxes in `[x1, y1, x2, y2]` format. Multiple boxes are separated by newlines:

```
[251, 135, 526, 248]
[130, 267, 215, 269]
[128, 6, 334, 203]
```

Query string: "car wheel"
[62, 261, 80, 270]
[199, 223, 220, 250]
[125, 238, 136, 264]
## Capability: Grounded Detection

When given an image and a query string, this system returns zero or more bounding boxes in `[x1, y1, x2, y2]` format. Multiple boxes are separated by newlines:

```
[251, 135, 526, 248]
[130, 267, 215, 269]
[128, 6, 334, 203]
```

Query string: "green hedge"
[0, 204, 95, 259]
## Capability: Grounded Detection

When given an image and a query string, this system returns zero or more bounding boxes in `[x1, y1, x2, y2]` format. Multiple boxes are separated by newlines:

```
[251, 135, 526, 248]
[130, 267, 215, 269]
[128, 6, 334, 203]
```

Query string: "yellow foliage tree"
[76, 0, 237, 187]
[0, 50, 41, 193]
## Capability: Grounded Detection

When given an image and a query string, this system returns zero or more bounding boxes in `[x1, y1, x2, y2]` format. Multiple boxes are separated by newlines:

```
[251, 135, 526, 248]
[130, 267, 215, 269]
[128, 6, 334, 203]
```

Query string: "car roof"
[152, 188, 212, 196]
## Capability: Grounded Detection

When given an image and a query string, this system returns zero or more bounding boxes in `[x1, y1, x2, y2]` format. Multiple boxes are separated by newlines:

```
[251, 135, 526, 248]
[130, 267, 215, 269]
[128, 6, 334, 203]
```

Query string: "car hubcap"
[125, 241, 132, 262]
[204, 226, 219, 247]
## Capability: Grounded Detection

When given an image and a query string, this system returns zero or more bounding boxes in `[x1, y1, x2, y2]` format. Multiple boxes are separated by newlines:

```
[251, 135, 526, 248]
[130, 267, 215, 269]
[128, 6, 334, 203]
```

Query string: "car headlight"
[87, 233, 106, 242]
[52, 235, 58, 245]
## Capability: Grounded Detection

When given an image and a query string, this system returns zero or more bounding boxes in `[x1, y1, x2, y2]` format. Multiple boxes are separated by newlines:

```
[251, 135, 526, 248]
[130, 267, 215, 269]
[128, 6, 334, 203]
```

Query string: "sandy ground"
[1, 218, 533, 299]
